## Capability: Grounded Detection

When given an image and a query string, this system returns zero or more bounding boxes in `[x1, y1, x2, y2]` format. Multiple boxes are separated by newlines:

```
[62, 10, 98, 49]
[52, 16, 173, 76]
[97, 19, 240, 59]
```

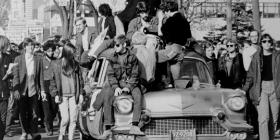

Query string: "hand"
[14, 90, 20, 100]
[41, 91, 47, 101]
[114, 87, 122, 96]
[122, 87, 130, 93]
[55, 95, 62, 104]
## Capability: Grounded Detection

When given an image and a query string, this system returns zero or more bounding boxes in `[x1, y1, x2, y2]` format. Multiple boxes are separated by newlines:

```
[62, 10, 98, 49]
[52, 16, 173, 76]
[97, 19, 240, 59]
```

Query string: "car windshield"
[178, 58, 213, 85]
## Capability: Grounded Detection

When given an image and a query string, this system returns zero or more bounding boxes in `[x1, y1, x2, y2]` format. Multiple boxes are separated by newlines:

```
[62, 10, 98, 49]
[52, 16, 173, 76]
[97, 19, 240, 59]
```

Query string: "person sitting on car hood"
[92, 34, 144, 138]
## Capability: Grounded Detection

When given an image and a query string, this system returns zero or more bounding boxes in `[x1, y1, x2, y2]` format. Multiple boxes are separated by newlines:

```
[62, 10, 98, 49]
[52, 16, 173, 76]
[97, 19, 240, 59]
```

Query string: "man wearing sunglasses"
[91, 35, 144, 139]
[216, 39, 246, 89]
[242, 33, 280, 140]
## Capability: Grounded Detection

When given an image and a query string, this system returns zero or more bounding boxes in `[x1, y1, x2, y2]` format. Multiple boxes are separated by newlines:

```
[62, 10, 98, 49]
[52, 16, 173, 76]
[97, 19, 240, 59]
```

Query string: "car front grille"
[143, 117, 226, 135]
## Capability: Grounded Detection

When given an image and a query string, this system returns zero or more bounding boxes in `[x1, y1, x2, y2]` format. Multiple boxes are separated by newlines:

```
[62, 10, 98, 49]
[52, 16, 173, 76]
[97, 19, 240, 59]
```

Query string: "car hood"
[144, 87, 235, 117]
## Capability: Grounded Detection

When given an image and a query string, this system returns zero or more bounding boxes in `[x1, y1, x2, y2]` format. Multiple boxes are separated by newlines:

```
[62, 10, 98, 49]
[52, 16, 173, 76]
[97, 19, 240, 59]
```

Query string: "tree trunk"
[68, 0, 75, 39]
[252, 0, 261, 33]
[226, 0, 232, 40]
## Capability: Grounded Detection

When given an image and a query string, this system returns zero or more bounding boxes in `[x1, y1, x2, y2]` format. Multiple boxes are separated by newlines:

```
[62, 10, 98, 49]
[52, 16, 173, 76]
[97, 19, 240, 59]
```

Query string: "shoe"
[129, 126, 145, 136]
[19, 133, 28, 140]
[32, 134, 41, 140]
[5, 131, 13, 137]
[98, 130, 112, 140]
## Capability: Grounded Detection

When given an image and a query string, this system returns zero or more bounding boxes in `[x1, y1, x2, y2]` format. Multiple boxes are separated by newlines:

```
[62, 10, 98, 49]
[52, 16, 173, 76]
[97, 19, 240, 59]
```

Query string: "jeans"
[19, 94, 39, 135]
[59, 96, 78, 140]
[5, 91, 18, 133]
[257, 81, 280, 140]
[42, 94, 58, 132]
[0, 100, 8, 140]
[93, 84, 142, 125]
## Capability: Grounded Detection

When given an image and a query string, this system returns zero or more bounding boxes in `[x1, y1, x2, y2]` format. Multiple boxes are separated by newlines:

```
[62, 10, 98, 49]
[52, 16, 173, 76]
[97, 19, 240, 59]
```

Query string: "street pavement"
[4, 124, 80, 140]
[5, 123, 280, 140]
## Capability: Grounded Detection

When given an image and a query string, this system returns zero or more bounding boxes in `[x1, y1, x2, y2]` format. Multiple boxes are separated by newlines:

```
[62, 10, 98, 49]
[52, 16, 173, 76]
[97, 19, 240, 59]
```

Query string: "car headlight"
[227, 97, 245, 111]
[114, 97, 133, 114]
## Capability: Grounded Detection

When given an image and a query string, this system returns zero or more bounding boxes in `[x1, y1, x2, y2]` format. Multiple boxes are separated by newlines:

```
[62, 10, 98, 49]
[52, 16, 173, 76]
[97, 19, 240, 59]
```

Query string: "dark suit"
[99, 16, 116, 39]
[13, 53, 45, 134]
[0, 52, 13, 140]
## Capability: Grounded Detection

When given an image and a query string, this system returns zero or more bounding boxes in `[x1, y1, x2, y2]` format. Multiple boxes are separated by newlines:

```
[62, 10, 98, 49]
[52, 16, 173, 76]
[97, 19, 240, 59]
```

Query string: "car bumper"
[113, 133, 255, 140]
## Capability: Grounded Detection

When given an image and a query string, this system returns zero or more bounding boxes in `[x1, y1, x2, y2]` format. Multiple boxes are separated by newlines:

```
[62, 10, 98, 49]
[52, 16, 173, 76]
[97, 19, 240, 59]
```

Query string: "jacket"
[243, 48, 280, 105]
[99, 16, 116, 39]
[42, 56, 58, 97]
[126, 16, 159, 41]
[217, 53, 246, 89]
[107, 49, 139, 92]
[0, 53, 13, 100]
[13, 53, 45, 96]
[161, 12, 192, 46]
[51, 60, 84, 104]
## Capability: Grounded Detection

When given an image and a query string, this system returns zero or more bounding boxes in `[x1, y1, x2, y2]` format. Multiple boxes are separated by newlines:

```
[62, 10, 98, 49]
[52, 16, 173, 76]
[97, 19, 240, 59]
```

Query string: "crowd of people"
[0, 0, 280, 140]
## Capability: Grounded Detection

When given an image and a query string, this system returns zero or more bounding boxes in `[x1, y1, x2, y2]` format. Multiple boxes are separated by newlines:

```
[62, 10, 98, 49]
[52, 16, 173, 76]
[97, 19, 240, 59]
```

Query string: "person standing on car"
[242, 33, 280, 140]
[53, 42, 84, 140]
[98, 3, 116, 39]
[13, 38, 45, 140]
[159, 1, 192, 46]
[126, 0, 159, 40]
[217, 39, 246, 89]
[92, 35, 144, 138]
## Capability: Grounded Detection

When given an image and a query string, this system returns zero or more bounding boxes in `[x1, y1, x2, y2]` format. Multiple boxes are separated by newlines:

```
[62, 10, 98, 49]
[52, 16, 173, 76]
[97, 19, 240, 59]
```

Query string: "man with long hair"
[0, 35, 14, 140]
[242, 33, 280, 140]
[13, 38, 45, 140]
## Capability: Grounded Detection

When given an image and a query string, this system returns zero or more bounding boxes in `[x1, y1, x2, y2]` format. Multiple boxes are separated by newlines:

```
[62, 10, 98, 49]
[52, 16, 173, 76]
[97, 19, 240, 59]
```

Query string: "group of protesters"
[0, 0, 280, 140]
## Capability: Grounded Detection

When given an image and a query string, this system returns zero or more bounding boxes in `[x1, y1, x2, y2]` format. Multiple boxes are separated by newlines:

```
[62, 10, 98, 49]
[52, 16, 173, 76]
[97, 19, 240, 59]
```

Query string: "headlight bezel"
[226, 96, 246, 111]
[114, 96, 134, 114]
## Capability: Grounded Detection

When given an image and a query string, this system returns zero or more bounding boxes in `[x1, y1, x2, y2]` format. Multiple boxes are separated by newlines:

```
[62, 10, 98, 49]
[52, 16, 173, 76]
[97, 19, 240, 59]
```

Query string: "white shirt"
[25, 53, 35, 76]
[82, 27, 89, 51]
[101, 17, 106, 31]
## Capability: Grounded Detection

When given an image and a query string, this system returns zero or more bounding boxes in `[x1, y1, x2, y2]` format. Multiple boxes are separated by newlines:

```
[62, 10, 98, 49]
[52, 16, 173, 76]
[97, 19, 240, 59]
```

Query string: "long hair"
[260, 33, 274, 47]
[0, 35, 10, 52]
[61, 42, 77, 77]
[99, 3, 113, 17]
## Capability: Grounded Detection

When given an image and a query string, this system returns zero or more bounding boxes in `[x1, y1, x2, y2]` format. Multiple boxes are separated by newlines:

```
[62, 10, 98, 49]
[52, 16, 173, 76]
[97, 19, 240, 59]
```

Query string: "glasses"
[261, 40, 271, 44]
[115, 44, 121, 47]
[227, 44, 235, 47]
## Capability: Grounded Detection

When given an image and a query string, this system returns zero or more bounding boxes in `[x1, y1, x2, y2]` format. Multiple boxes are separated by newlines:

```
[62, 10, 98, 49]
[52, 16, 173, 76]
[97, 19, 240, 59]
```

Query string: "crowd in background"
[0, 0, 280, 140]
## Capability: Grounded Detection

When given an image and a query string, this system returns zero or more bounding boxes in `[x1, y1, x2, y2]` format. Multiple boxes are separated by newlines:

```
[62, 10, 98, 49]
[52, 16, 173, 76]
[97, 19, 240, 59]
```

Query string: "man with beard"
[126, 0, 159, 40]
[41, 40, 59, 136]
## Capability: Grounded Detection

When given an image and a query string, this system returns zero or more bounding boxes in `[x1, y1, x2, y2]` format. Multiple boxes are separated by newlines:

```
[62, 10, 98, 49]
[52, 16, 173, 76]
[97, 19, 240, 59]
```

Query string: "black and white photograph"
[0, 0, 280, 140]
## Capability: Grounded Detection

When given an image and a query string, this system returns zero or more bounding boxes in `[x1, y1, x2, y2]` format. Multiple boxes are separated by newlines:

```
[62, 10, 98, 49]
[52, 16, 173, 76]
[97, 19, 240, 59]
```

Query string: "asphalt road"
[5, 123, 280, 140]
